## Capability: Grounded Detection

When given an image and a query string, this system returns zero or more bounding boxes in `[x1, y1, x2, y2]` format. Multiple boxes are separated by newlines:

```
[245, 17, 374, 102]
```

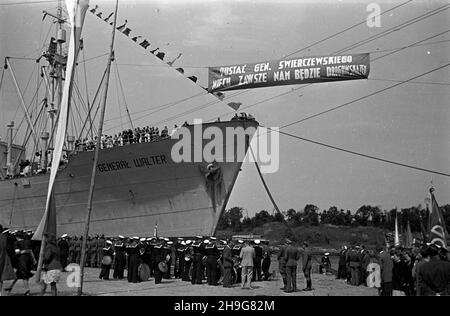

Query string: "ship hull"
[0, 120, 258, 237]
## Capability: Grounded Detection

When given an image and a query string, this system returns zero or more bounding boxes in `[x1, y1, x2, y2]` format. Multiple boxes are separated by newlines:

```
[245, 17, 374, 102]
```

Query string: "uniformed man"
[175, 239, 185, 279]
[89, 235, 98, 268]
[68, 236, 75, 264]
[232, 240, 244, 284]
[74, 236, 82, 264]
[126, 237, 141, 283]
[337, 246, 348, 280]
[153, 240, 165, 284]
[204, 239, 219, 286]
[277, 240, 288, 290]
[262, 245, 271, 281]
[182, 240, 193, 281]
[320, 252, 331, 274]
[113, 235, 126, 279]
[99, 240, 113, 280]
[58, 234, 69, 271]
[191, 236, 205, 285]
[252, 239, 263, 281]
[163, 240, 173, 279]
[222, 240, 233, 287]
[97, 234, 106, 267]
[301, 241, 313, 291]
[349, 246, 362, 285]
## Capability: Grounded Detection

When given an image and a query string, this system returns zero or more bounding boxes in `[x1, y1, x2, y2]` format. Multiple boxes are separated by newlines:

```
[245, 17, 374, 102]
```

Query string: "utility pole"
[78, 0, 119, 296]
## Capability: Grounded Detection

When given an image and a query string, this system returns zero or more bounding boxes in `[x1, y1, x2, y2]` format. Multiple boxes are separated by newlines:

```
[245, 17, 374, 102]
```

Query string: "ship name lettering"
[97, 160, 131, 172]
[133, 154, 168, 168]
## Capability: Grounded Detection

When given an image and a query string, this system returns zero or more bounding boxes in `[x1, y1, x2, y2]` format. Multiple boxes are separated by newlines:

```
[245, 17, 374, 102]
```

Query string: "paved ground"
[4, 268, 378, 296]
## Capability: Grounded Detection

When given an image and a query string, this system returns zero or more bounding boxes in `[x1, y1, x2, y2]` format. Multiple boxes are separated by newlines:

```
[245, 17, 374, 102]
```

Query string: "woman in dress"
[40, 234, 62, 296]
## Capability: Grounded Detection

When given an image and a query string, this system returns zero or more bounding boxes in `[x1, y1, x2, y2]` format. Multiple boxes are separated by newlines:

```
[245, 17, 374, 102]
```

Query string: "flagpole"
[77, 0, 119, 296]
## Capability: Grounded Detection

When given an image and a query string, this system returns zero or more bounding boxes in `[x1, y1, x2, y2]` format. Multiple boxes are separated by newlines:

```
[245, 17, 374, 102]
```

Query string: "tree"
[302, 204, 319, 226]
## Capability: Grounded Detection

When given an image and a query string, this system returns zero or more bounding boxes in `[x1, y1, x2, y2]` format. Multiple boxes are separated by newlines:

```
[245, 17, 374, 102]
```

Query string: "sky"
[0, 0, 449, 216]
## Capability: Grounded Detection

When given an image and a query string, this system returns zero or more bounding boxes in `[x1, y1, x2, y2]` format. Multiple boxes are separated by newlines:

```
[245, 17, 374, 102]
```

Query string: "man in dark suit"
[283, 239, 300, 292]
[302, 241, 313, 291]
[378, 246, 393, 296]
[57, 234, 69, 272]
[252, 240, 263, 282]
[222, 240, 234, 287]
[418, 244, 450, 296]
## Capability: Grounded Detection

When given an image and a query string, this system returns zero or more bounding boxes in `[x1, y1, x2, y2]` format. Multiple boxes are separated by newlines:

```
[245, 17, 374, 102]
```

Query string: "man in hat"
[152, 239, 166, 284]
[337, 246, 348, 280]
[126, 237, 141, 283]
[284, 239, 300, 293]
[252, 239, 263, 282]
[301, 241, 313, 291]
[320, 252, 331, 275]
[175, 238, 185, 279]
[417, 243, 450, 296]
[113, 236, 126, 280]
[232, 240, 244, 284]
[182, 240, 193, 282]
[239, 240, 255, 289]
[57, 234, 69, 272]
[99, 240, 113, 280]
[97, 234, 106, 267]
[191, 236, 205, 285]
[205, 239, 219, 286]
[163, 240, 174, 279]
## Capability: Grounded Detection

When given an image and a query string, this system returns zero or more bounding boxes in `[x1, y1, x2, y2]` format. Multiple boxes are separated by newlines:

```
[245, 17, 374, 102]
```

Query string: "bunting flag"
[103, 12, 113, 23]
[33, 0, 89, 240]
[90, 4, 226, 101]
[156, 52, 165, 61]
[122, 27, 131, 36]
[428, 188, 448, 248]
[227, 102, 241, 111]
[394, 210, 400, 246]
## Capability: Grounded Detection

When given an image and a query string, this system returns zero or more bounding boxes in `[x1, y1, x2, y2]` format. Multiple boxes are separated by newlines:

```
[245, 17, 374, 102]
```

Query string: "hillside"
[216, 222, 394, 249]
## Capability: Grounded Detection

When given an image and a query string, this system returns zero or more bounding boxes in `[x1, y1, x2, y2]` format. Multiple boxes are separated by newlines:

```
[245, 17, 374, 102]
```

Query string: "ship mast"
[78, 0, 119, 296]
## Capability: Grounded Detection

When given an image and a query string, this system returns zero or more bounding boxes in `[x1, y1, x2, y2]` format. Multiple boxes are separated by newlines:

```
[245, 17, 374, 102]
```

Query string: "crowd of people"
[335, 243, 450, 296]
[1, 224, 448, 296]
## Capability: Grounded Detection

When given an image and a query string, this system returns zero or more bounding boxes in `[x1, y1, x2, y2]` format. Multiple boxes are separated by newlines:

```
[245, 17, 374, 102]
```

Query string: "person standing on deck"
[222, 240, 233, 288]
[252, 239, 263, 282]
[113, 236, 126, 280]
[58, 234, 69, 272]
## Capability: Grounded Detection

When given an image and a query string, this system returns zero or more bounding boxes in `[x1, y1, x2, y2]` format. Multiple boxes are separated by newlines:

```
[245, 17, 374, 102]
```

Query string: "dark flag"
[132, 36, 142, 42]
[96, 12, 103, 19]
[139, 40, 150, 49]
[227, 102, 241, 111]
[90, 5, 98, 14]
[156, 52, 165, 60]
[428, 188, 448, 248]
[176, 67, 184, 74]
[213, 91, 225, 101]
[122, 27, 132, 36]
[116, 20, 128, 31]
[150, 47, 159, 54]
[188, 76, 198, 83]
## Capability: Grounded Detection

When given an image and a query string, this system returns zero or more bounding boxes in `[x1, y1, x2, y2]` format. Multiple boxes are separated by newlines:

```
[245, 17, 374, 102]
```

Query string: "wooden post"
[77, 0, 119, 296]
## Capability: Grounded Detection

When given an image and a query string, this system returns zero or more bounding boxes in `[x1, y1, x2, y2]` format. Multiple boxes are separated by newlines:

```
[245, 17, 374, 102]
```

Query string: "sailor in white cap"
[252, 239, 263, 282]
[58, 233, 70, 271]
[113, 236, 126, 280]
[99, 240, 114, 280]
[126, 236, 141, 283]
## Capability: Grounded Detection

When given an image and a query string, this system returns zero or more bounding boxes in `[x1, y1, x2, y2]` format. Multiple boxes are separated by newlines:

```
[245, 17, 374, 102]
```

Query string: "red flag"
[428, 188, 448, 248]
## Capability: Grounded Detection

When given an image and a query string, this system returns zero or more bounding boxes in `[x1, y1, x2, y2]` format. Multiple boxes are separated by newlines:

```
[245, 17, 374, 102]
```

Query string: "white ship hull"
[0, 120, 258, 237]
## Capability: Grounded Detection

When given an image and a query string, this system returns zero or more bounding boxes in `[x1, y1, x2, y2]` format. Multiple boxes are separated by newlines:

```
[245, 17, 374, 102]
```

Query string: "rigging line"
[283, 0, 413, 58]
[279, 63, 450, 130]
[333, 4, 450, 55]
[372, 29, 450, 62]
[81, 45, 93, 139]
[113, 64, 124, 131]
[113, 61, 134, 129]
[370, 38, 450, 55]
[78, 52, 109, 64]
[8, 59, 37, 123]
[368, 78, 450, 86]
[77, 69, 107, 141]
[275, 129, 450, 178]
[0, 0, 58, 6]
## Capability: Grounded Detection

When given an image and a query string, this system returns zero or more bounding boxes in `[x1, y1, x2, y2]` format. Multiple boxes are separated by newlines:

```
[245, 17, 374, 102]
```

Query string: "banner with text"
[208, 53, 370, 92]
